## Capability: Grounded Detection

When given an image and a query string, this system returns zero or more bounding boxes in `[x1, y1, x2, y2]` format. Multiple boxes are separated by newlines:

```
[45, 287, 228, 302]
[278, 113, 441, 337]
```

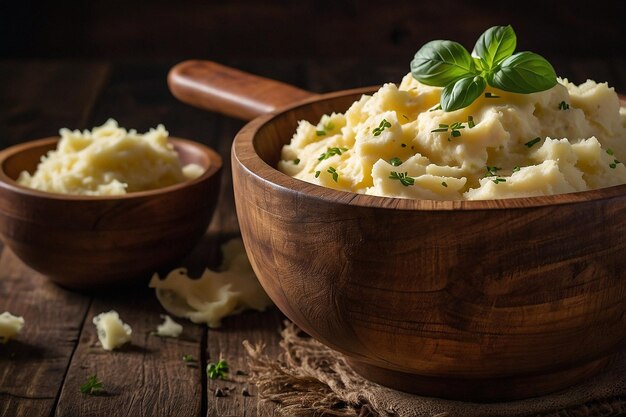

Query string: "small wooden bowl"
[0, 137, 222, 290]
[170, 60, 626, 401]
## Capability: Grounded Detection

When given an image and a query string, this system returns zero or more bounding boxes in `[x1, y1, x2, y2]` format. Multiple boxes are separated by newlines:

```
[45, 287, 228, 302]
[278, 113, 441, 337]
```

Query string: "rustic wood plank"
[206, 310, 284, 417]
[0, 60, 109, 417]
[0, 250, 92, 417]
[55, 290, 205, 417]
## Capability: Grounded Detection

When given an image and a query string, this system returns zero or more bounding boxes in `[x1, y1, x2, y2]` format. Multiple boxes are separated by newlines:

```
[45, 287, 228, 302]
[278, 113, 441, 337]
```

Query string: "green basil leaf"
[472, 25, 517, 69]
[473, 57, 487, 72]
[411, 40, 476, 87]
[440, 76, 487, 112]
[487, 51, 557, 93]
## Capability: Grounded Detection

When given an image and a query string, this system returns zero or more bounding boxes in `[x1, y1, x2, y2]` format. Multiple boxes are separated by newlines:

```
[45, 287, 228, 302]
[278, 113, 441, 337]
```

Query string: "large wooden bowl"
[169, 60, 626, 401]
[0, 137, 222, 289]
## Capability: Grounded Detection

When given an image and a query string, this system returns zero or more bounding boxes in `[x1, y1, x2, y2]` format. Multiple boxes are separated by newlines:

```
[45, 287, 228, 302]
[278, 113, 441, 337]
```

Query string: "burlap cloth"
[243, 322, 626, 417]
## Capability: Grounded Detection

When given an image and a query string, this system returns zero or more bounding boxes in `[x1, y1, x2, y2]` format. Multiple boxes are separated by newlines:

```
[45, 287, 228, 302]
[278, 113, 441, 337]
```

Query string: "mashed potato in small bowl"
[0, 120, 222, 289]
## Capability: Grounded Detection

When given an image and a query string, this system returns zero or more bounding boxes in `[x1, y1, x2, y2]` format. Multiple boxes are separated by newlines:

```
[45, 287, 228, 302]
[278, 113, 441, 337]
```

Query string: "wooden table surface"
[1, 57, 625, 417]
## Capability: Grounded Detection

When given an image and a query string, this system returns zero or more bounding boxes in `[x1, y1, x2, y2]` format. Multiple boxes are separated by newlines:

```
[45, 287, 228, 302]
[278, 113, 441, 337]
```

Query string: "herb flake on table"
[80, 374, 104, 395]
[207, 359, 229, 380]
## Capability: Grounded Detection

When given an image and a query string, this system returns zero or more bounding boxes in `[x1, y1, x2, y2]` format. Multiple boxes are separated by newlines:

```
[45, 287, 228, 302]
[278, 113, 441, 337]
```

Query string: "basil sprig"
[411, 25, 557, 112]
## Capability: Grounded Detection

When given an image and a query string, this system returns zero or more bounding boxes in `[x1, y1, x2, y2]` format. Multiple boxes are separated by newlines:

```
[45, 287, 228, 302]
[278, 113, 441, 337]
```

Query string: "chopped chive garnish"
[327, 166, 339, 182]
[315, 122, 335, 137]
[182, 354, 194, 362]
[389, 157, 403, 166]
[389, 171, 415, 186]
[318, 147, 348, 161]
[315, 171, 321, 178]
[468, 116, 475, 128]
[401, 114, 409, 120]
[512, 166, 521, 172]
[524, 137, 541, 148]
[441, 181, 448, 187]
[607, 148, 614, 156]
[431, 121, 466, 137]
[401, 143, 407, 147]
[492, 178, 506, 184]
[485, 166, 501, 177]
[292, 159, 300, 165]
[429, 104, 442, 112]
[485, 92, 500, 98]
[558, 101, 570, 110]
[373, 119, 392, 136]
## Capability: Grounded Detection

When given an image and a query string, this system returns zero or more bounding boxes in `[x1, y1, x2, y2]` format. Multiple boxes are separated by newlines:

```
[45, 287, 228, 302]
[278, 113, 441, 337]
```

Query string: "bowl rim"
[0, 136, 223, 201]
[232, 87, 626, 211]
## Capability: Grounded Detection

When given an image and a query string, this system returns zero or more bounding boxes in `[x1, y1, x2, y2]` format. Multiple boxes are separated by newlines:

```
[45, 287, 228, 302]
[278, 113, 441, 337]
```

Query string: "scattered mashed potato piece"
[18, 119, 204, 195]
[155, 315, 183, 338]
[278, 75, 626, 200]
[92, 310, 132, 350]
[0, 312, 24, 343]
[149, 239, 273, 329]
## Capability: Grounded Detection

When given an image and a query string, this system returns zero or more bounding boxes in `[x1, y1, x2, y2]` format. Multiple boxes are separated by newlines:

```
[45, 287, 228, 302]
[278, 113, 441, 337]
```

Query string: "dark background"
[3, 0, 625, 68]
[1, 0, 625, 146]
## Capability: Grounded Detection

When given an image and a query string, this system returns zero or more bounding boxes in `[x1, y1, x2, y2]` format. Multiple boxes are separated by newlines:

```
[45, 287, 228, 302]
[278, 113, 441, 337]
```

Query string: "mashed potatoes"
[18, 119, 204, 195]
[278, 75, 626, 200]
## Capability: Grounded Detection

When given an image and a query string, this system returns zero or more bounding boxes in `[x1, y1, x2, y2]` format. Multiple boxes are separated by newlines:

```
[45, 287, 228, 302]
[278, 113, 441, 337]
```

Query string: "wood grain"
[206, 311, 284, 417]
[0, 250, 91, 417]
[55, 290, 205, 417]
[231, 86, 626, 401]
[168, 60, 316, 121]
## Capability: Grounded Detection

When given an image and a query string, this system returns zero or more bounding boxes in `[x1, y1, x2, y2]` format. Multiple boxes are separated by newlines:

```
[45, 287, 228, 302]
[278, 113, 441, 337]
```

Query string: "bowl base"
[346, 354, 614, 402]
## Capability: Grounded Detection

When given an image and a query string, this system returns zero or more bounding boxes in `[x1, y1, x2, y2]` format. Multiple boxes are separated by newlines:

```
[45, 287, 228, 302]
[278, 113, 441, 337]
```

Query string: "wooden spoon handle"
[168, 60, 317, 121]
